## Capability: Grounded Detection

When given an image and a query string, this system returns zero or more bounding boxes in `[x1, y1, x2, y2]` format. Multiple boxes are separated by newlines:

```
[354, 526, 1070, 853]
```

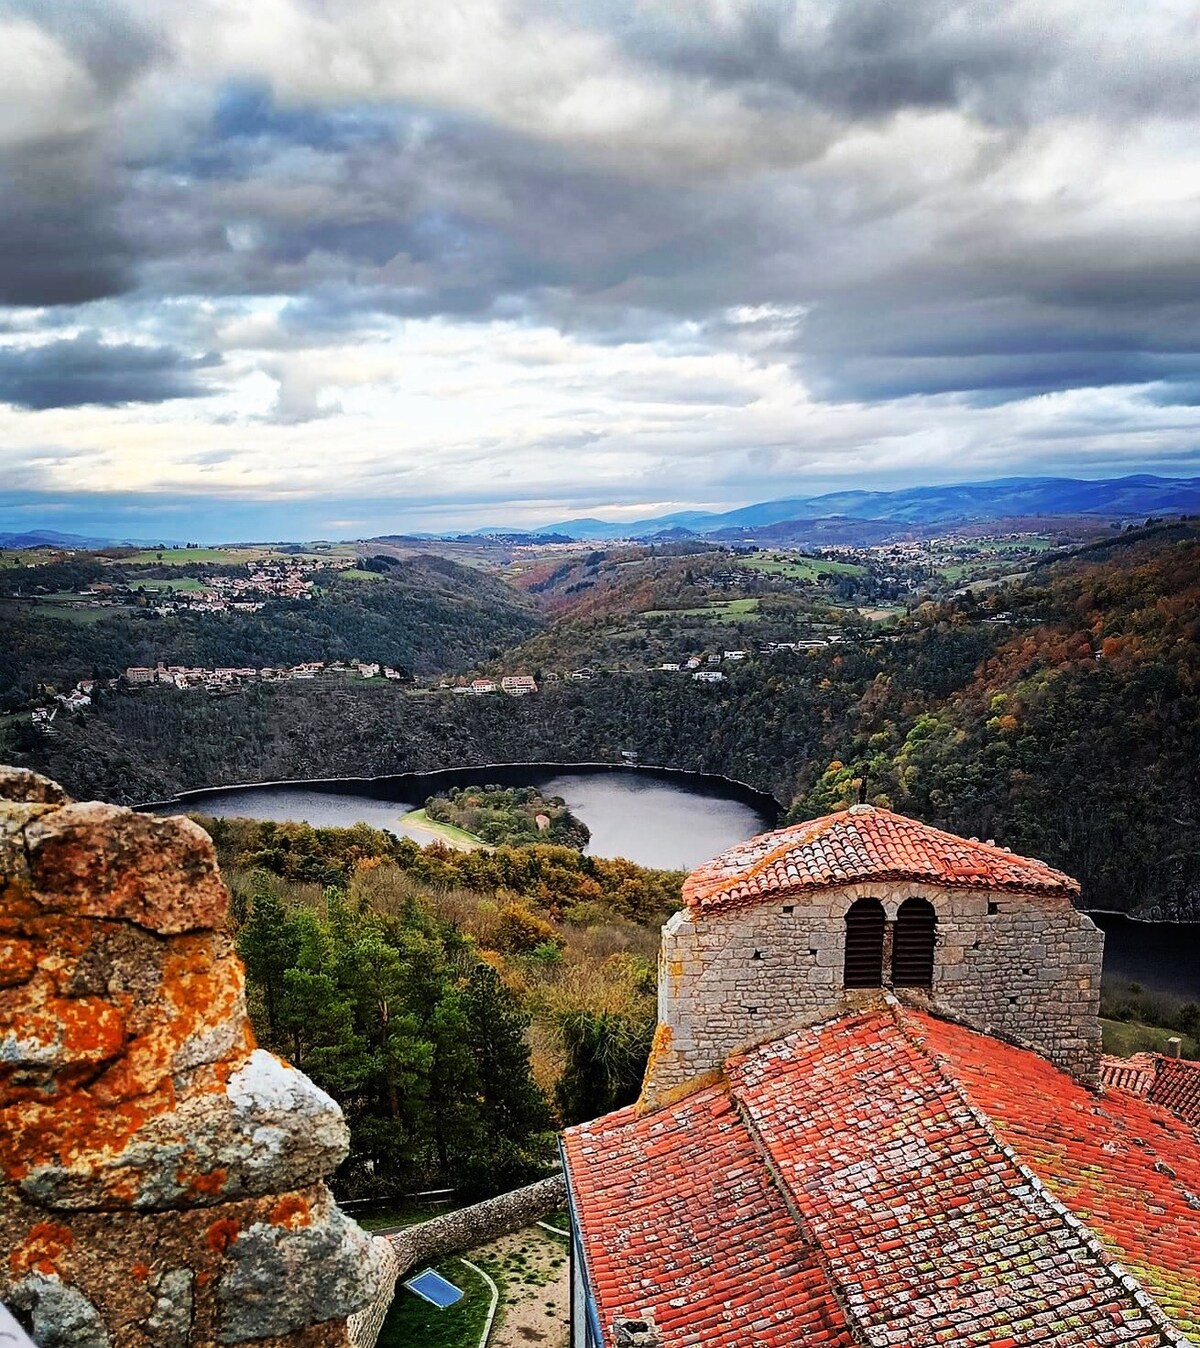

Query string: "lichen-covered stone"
[25, 802, 228, 934]
[217, 1191, 385, 1343]
[0, 766, 70, 805]
[19, 1050, 350, 1211]
[7, 1272, 110, 1348]
[0, 770, 379, 1347]
[144, 1269, 194, 1347]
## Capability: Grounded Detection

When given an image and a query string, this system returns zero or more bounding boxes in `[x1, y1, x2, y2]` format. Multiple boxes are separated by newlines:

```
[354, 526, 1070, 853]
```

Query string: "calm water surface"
[1091, 912, 1200, 1000]
[163, 768, 775, 872]
[157, 772, 1199, 997]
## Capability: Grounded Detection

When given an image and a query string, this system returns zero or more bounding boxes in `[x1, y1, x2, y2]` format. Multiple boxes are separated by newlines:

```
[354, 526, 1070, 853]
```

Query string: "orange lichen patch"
[636, 1068, 722, 1116]
[88, 939, 245, 1107]
[131, 1262, 151, 1281]
[0, 1078, 172, 1184]
[8, 1221, 73, 1277]
[181, 1166, 229, 1199]
[25, 802, 229, 935]
[0, 995, 126, 1104]
[270, 1194, 312, 1229]
[0, 938, 37, 988]
[206, 1216, 241, 1253]
[162, 939, 245, 1049]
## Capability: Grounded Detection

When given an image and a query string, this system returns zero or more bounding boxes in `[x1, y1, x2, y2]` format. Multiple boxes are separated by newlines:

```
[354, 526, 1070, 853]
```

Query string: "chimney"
[1166, 1036, 1183, 1059]
[614, 1316, 661, 1348]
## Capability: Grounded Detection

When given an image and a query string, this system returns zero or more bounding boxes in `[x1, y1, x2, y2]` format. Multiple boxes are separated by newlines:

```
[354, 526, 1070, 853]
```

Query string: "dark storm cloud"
[0, 2, 163, 306]
[3, 0, 1200, 439]
[614, 0, 1040, 122]
[606, 0, 1200, 124]
[0, 333, 218, 409]
[0, 168, 135, 307]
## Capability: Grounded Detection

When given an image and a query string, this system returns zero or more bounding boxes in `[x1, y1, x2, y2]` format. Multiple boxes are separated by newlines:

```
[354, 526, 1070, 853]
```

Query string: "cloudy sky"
[3, 0, 1200, 539]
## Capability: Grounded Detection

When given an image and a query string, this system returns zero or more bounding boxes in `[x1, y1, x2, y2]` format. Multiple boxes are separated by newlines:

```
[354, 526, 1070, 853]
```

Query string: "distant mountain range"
[0, 529, 184, 549]
[515, 475, 1200, 541]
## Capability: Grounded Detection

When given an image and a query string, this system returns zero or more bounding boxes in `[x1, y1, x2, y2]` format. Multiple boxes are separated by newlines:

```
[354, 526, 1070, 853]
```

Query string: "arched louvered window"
[892, 897, 937, 988]
[843, 898, 886, 988]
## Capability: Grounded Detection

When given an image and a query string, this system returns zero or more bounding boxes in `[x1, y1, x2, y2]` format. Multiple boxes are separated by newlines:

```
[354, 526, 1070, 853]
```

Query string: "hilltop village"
[4, 529, 1054, 737]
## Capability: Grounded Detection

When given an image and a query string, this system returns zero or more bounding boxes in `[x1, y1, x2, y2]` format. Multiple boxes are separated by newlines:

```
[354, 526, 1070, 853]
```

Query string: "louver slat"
[844, 899, 885, 988]
[892, 898, 936, 987]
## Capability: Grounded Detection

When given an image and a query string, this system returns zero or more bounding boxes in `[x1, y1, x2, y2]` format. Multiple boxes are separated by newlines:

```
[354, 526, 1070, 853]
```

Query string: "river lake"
[157, 767, 1200, 1000]
[161, 766, 778, 872]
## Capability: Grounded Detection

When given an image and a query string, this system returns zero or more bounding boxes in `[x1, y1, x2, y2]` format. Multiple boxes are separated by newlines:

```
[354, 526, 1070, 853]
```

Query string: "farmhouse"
[501, 674, 538, 695]
[562, 805, 1200, 1348]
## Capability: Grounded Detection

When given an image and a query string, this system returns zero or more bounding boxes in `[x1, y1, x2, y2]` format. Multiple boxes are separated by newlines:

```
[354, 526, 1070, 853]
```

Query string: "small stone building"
[643, 802, 1104, 1105]
[563, 806, 1200, 1348]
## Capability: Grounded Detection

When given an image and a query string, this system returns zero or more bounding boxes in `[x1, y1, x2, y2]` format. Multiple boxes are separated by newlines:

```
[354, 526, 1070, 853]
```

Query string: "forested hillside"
[7, 524, 1200, 917]
[796, 524, 1200, 918]
[0, 555, 541, 704]
[206, 817, 680, 1196]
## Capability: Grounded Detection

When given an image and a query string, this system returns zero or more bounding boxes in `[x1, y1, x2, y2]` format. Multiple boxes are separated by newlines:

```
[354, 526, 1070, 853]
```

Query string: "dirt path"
[472, 1224, 570, 1348]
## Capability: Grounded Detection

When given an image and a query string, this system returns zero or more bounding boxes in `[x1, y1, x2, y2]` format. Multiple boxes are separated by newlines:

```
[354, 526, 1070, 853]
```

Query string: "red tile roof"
[562, 1084, 855, 1348]
[1148, 1057, 1200, 1129]
[563, 1007, 1200, 1347]
[1099, 1052, 1158, 1097]
[683, 805, 1079, 912]
[913, 1012, 1200, 1340]
[1099, 1053, 1200, 1131]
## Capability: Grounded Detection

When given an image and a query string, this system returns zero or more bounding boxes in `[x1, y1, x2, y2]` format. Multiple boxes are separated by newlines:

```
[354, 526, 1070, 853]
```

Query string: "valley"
[4, 514, 1200, 928]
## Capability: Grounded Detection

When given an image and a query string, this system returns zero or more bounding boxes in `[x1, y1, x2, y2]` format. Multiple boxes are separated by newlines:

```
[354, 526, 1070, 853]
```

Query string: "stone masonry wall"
[344, 1239, 400, 1348]
[389, 1174, 566, 1274]
[642, 878, 1103, 1107]
[346, 1175, 567, 1348]
[0, 766, 385, 1347]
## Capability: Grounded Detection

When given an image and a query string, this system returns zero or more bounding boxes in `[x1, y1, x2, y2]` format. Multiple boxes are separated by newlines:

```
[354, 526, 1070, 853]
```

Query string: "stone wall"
[643, 878, 1103, 1106]
[345, 1240, 400, 1348]
[0, 767, 385, 1347]
[390, 1175, 566, 1273]
[343, 1175, 566, 1348]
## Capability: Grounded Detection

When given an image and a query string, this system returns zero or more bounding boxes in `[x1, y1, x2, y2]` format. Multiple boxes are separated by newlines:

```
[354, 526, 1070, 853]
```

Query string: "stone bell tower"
[641, 804, 1103, 1108]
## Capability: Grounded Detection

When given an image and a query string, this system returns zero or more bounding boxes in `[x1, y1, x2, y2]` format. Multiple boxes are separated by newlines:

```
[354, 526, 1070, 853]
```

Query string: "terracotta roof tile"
[683, 805, 1079, 912]
[909, 1011, 1200, 1341]
[1148, 1057, 1200, 1129]
[1099, 1053, 1158, 1097]
[730, 1011, 1182, 1346]
[565, 1009, 1200, 1347]
[561, 1084, 855, 1348]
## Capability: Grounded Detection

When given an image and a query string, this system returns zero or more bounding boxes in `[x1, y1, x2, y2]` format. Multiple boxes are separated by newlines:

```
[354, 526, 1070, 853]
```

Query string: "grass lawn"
[403, 809, 489, 849]
[114, 546, 338, 566]
[379, 1259, 492, 1348]
[1100, 1017, 1198, 1059]
[642, 597, 761, 620]
[736, 552, 866, 579]
[328, 567, 385, 582]
[137, 577, 209, 593]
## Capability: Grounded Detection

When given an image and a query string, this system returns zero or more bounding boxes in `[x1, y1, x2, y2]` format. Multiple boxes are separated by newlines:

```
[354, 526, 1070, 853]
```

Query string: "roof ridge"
[890, 1001, 1191, 1347]
[726, 1088, 871, 1348]
[684, 805, 1080, 911]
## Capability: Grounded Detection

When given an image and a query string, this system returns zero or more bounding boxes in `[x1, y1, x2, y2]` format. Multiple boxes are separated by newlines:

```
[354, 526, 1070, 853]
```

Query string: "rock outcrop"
[0, 767, 384, 1346]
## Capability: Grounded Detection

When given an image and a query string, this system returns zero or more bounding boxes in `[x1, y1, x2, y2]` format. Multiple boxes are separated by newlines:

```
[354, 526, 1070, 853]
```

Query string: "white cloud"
[3, 1, 1200, 529]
